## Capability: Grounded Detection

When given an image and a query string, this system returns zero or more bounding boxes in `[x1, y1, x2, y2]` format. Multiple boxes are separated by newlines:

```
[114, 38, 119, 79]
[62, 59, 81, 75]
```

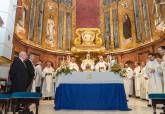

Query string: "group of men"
[67, 53, 117, 72]
[8, 46, 165, 108]
[123, 46, 165, 106]
[9, 51, 35, 112]
[66, 46, 165, 106]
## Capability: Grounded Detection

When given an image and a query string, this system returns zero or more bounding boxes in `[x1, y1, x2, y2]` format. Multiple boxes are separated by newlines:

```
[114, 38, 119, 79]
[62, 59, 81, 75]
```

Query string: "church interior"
[0, 0, 165, 114]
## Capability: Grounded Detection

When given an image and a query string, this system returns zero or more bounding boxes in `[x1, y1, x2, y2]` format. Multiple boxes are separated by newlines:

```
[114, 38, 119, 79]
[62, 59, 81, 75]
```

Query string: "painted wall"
[76, 0, 100, 28]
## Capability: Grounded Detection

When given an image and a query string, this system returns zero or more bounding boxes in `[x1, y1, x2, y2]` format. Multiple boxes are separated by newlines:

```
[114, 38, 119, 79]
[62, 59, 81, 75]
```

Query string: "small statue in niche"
[153, 0, 165, 31]
[46, 15, 55, 47]
[123, 13, 132, 39]
[16, 0, 28, 34]
[123, 13, 132, 45]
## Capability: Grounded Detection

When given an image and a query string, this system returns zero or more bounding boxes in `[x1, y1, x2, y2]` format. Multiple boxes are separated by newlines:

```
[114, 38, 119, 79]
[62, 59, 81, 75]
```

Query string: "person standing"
[34, 61, 42, 93]
[158, 46, 165, 92]
[68, 57, 79, 72]
[144, 53, 163, 106]
[25, 54, 35, 92]
[81, 53, 95, 71]
[155, 54, 164, 92]
[42, 61, 55, 100]
[140, 62, 147, 99]
[9, 51, 29, 92]
[95, 56, 107, 72]
[134, 62, 141, 97]
[106, 55, 112, 71]
[123, 63, 134, 100]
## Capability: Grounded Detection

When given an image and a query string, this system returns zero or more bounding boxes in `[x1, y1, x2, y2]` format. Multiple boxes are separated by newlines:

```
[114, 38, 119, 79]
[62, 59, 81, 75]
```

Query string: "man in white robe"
[158, 46, 165, 92]
[106, 55, 112, 71]
[123, 63, 134, 100]
[42, 62, 55, 100]
[134, 62, 141, 97]
[34, 61, 42, 93]
[144, 53, 163, 105]
[81, 53, 95, 71]
[95, 56, 107, 72]
[68, 57, 79, 72]
[140, 62, 148, 100]
[156, 54, 164, 92]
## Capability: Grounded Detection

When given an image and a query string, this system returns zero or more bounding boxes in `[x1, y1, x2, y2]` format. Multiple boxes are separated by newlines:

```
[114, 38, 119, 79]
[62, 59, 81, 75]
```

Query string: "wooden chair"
[11, 92, 42, 114]
[149, 93, 165, 114]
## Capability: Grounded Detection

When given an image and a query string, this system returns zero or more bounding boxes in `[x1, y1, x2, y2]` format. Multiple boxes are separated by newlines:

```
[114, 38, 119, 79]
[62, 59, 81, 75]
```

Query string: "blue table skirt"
[55, 84, 129, 111]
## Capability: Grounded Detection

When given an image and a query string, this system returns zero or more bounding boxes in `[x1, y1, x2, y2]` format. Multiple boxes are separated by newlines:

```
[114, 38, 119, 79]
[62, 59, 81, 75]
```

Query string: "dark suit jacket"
[9, 57, 29, 92]
[25, 59, 35, 86]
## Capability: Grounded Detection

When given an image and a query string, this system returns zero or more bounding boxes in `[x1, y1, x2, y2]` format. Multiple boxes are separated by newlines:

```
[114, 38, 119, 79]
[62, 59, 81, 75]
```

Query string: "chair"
[11, 92, 42, 114]
[0, 94, 11, 114]
[149, 93, 165, 114]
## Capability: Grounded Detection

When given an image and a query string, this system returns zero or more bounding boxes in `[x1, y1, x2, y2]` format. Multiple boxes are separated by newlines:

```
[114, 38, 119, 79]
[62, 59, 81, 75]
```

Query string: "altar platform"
[54, 72, 129, 111]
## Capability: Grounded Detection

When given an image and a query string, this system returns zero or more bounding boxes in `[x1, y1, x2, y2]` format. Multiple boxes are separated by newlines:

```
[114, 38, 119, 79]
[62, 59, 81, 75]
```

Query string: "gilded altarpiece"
[71, 0, 105, 52]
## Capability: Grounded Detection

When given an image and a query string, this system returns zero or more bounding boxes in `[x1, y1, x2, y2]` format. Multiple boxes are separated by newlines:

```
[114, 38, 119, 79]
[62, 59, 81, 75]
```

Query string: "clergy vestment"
[34, 64, 42, 92]
[145, 60, 163, 93]
[42, 67, 55, 98]
[95, 61, 107, 72]
[134, 66, 141, 97]
[140, 66, 148, 99]
[123, 67, 133, 99]
[81, 59, 95, 71]
[9, 57, 29, 92]
[145, 59, 163, 104]
[162, 55, 165, 92]
[107, 60, 117, 71]
[68, 62, 79, 72]
[156, 62, 164, 92]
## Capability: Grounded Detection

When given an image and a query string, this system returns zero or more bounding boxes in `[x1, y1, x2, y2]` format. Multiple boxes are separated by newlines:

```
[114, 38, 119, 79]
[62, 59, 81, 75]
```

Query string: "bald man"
[9, 51, 29, 92]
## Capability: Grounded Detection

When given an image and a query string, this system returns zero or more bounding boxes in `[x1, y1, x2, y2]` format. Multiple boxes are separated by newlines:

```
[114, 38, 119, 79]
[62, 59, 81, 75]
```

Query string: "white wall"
[0, 0, 17, 59]
[0, 0, 17, 78]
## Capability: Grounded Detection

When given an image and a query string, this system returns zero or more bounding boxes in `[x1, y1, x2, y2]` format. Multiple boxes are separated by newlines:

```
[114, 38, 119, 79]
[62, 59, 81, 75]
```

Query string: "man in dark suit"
[9, 51, 29, 92]
[25, 54, 35, 92]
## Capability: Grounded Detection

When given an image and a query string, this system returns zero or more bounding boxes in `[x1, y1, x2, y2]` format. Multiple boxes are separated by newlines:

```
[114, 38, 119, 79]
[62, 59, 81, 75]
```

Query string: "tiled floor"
[28, 98, 161, 114]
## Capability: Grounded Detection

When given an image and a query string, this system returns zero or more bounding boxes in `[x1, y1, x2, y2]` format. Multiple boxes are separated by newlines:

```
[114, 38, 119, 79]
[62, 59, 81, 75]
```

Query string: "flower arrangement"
[119, 68, 127, 78]
[111, 63, 127, 78]
[56, 64, 76, 77]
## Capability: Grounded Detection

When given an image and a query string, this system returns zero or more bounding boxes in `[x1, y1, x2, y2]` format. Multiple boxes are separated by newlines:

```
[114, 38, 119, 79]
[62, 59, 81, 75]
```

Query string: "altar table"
[54, 72, 129, 111]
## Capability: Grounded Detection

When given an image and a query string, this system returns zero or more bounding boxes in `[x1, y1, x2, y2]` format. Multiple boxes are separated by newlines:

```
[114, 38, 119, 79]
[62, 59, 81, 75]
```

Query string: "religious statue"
[16, 0, 28, 34]
[46, 15, 55, 47]
[153, 0, 165, 31]
[123, 13, 132, 39]
[81, 53, 95, 71]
